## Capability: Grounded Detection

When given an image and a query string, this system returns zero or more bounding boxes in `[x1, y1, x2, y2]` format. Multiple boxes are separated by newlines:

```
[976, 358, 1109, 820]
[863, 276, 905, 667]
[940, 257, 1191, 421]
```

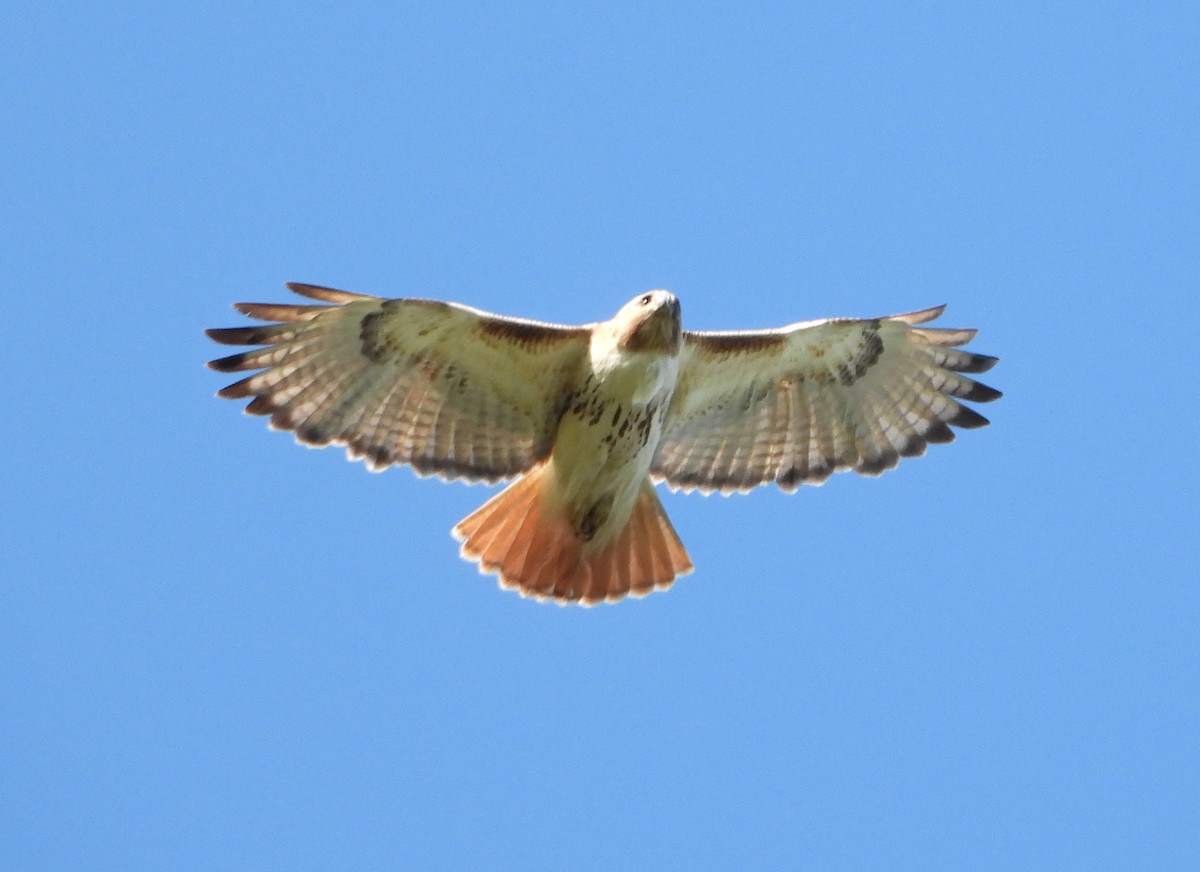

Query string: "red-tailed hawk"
[207, 283, 1000, 604]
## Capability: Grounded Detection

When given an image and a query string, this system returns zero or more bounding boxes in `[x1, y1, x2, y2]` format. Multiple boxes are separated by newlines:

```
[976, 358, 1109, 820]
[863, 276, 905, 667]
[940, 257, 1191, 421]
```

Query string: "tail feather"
[634, 503, 663, 591]
[589, 536, 625, 601]
[664, 517, 692, 576]
[566, 553, 595, 603]
[512, 508, 566, 598]
[452, 467, 693, 605]
[504, 517, 539, 585]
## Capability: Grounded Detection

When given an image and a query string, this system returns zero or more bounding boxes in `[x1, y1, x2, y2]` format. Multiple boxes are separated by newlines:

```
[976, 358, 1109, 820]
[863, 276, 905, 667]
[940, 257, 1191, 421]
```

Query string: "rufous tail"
[452, 466, 693, 605]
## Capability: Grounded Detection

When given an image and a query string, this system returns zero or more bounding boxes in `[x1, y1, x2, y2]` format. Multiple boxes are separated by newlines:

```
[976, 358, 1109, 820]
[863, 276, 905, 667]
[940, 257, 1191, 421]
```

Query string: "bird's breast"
[546, 352, 677, 549]
[588, 342, 680, 405]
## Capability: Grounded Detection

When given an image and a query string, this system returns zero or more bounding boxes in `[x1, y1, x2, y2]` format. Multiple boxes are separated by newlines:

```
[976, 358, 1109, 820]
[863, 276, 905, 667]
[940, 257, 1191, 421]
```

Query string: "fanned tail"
[452, 468, 693, 605]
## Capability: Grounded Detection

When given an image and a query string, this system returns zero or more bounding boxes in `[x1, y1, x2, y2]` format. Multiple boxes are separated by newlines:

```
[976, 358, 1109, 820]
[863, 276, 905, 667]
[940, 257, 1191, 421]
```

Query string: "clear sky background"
[4, 3, 1197, 869]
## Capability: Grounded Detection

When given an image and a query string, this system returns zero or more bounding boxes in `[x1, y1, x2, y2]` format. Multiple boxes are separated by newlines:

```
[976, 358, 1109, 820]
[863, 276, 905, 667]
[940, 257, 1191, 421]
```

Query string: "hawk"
[207, 283, 1000, 605]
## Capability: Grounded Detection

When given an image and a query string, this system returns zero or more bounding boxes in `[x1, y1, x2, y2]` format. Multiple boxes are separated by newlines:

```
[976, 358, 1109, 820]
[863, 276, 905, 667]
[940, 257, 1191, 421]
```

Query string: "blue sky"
[3, 2, 1197, 869]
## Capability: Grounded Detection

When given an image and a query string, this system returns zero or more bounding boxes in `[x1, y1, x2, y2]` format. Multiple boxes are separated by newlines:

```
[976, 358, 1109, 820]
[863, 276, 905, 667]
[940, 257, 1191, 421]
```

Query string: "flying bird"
[207, 283, 1000, 605]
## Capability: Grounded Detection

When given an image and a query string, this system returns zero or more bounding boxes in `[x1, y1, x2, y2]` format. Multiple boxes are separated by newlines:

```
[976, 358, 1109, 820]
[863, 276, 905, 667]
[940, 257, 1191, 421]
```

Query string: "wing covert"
[207, 282, 591, 483]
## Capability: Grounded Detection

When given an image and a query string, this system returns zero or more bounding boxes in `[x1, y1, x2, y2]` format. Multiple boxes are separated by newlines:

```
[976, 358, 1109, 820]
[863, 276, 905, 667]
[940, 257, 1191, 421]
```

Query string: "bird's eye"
[640, 294, 653, 306]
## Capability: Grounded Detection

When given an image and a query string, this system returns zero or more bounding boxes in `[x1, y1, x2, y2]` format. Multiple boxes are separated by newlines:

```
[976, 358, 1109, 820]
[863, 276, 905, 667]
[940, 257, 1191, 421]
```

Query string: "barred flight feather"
[207, 283, 590, 484]
[652, 305, 1001, 494]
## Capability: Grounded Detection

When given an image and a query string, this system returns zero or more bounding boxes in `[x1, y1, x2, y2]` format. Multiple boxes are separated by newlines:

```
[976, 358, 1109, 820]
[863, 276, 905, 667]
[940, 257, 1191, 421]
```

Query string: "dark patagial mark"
[688, 332, 787, 356]
[822, 325, 885, 386]
[476, 317, 583, 348]
[849, 326, 885, 380]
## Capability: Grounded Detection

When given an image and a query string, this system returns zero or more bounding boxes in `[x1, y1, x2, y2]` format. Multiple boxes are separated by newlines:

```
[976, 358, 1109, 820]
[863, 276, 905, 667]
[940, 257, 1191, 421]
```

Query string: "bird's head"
[610, 290, 682, 355]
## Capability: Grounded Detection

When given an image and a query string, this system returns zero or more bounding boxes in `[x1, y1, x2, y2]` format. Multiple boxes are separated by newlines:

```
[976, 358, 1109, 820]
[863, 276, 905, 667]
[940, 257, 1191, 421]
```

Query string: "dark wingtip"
[365, 445, 394, 471]
[208, 351, 254, 373]
[807, 465, 833, 485]
[965, 353, 1000, 373]
[244, 395, 275, 416]
[898, 434, 928, 458]
[216, 376, 255, 399]
[924, 421, 956, 444]
[962, 381, 1003, 403]
[295, 424, 330, 447]
[857, 450, 899, 477]
[207, 325, 284, 347]
[949, 405, 990, 429]
[206, 327, 245, 346]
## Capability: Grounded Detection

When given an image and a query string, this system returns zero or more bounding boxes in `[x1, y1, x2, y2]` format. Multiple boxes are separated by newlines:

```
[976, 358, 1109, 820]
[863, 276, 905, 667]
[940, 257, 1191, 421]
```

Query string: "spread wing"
[207, 283, 590, 483]
[651, 305, 1001, 494]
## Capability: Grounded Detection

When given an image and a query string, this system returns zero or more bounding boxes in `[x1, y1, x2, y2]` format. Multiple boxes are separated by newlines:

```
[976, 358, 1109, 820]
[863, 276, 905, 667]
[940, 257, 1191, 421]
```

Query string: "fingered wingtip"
[284, 282, 376, 304]
[892, 304, 947, 325]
